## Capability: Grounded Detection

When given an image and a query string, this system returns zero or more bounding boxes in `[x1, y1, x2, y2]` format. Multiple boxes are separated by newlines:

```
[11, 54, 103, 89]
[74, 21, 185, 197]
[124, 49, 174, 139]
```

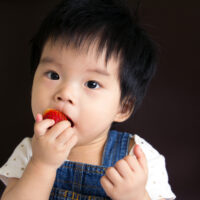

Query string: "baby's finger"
[34, 118, 55, 137]
[104, 167, 122, 186]
[56, 127, 74, 144]
[47, 120, 71, 139]
[100, 175, 114, 195]
[134, 144, 148, 175]
[114, 159, 132, 179]
[64, 134, 78, 156]
[35, 113, 43, 123]
[123, 155, 141, 172]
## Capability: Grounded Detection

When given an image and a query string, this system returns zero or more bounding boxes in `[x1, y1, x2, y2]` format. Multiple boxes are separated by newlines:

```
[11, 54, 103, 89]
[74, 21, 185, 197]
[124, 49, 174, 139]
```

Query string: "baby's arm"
[1, 114, 77, 200]
[1, 159, 57, 200]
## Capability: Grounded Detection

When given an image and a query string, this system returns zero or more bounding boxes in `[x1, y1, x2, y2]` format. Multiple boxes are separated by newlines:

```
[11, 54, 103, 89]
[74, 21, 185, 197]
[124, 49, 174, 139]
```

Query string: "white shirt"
[0, 135, 176, 200]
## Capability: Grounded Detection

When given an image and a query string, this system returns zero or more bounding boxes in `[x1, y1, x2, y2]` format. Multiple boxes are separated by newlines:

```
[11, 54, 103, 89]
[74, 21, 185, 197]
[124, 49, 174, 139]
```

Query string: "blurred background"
[0, 0, 199, 199]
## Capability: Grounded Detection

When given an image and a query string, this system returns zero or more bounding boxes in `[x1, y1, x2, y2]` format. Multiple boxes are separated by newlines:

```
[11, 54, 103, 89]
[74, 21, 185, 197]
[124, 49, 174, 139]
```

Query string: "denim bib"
[49, 130, 130, 200]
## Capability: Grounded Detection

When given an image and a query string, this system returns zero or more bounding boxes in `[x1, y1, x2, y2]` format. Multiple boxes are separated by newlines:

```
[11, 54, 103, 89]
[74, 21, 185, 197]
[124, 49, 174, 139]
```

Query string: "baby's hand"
[31, 113, 78, 170]
[100, 145, 148, 200]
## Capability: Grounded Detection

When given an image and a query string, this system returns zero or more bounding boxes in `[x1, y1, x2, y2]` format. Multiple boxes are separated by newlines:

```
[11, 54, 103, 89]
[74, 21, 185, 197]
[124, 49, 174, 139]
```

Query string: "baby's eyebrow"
[40, 56, 110, 76]
[86, 69, 110, 76]
[40, 57, 62, 67]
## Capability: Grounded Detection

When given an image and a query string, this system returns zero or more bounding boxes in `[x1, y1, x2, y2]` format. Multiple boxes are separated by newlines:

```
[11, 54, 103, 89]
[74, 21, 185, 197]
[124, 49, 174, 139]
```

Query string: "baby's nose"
[55, 85, 75, 105]
[56, 96, 73, 104]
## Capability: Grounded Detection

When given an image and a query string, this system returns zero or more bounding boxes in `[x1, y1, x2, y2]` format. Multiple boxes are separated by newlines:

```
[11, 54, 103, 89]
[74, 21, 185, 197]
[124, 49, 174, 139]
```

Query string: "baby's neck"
[67, 136, 108, 166]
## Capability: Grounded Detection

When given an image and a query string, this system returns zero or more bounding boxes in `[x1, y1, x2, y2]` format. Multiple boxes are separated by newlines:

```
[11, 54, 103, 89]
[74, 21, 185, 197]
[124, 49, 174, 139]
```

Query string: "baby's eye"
[46, 71, 60, 80]
[85, 80, 100, 89]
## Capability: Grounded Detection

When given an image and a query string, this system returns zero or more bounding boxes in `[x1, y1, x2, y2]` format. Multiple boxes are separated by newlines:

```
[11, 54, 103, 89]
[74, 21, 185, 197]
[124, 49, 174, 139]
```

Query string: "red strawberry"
[43, 109, 68, 124]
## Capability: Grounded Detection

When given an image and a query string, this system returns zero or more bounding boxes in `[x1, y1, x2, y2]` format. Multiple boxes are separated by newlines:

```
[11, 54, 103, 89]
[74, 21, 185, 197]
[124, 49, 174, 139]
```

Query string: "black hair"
[30, 0, 157, 117]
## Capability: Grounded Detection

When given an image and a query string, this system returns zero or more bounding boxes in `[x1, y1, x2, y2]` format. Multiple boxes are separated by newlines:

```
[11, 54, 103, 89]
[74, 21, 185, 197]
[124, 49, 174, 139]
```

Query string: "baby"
[0, 0, 176, 199]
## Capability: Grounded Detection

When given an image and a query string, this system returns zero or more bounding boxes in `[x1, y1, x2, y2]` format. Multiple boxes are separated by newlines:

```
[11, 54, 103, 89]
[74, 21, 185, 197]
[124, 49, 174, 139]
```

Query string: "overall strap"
[101, 130, 130, 167]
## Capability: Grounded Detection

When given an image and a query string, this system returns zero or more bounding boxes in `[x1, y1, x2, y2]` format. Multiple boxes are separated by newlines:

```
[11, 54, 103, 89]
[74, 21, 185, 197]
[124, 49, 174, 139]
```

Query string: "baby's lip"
[65, 115, 74, 127]
[58, 110, 74, 127]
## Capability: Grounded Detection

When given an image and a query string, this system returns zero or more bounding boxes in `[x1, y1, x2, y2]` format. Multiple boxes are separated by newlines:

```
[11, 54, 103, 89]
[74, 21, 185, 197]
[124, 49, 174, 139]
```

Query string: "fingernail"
[51, 119, 55, 124]
[137, 145, 142, 153]
[36, 114, 41, 122]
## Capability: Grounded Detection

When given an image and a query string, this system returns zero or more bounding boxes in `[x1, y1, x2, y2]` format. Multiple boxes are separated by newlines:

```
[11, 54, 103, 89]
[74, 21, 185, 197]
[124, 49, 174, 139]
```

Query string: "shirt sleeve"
[129, 134, 176, 200]
[0, 137, 32, 186]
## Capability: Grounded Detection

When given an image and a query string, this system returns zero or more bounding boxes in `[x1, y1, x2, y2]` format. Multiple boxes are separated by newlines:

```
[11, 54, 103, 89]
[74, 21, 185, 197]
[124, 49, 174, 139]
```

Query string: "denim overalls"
[49, 130, 131, 200]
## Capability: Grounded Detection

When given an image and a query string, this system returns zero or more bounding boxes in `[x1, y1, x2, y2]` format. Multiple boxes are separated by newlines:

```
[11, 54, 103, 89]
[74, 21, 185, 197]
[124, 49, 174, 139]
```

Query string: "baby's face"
[31, 38, 126, 145]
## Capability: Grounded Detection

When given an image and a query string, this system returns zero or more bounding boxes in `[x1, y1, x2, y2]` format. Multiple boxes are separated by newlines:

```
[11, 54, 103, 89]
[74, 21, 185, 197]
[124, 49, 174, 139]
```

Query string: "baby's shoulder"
[0, 137, 32, 185]
[15, 137, 32, 155]
[7, 137, 32, 163]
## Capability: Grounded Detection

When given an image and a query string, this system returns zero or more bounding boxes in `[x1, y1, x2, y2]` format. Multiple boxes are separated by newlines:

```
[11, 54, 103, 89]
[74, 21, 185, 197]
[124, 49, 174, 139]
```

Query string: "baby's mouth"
[43, 108, 74, 127]
[66, 115, 74, 127]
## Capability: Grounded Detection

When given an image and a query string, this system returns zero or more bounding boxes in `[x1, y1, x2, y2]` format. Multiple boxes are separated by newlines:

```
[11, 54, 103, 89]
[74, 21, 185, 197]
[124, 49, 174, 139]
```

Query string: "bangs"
[30, 0, 135, 72]
[48, 27, 123, 66]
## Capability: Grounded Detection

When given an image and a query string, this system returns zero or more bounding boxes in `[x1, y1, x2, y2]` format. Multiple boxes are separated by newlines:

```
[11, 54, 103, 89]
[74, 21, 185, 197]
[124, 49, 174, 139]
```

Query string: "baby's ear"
[114, 97, 135, 123]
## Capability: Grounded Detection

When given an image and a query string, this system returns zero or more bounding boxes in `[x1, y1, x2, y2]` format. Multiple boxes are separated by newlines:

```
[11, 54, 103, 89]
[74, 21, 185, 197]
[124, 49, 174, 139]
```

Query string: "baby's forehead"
[42, 38, 121, 73]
